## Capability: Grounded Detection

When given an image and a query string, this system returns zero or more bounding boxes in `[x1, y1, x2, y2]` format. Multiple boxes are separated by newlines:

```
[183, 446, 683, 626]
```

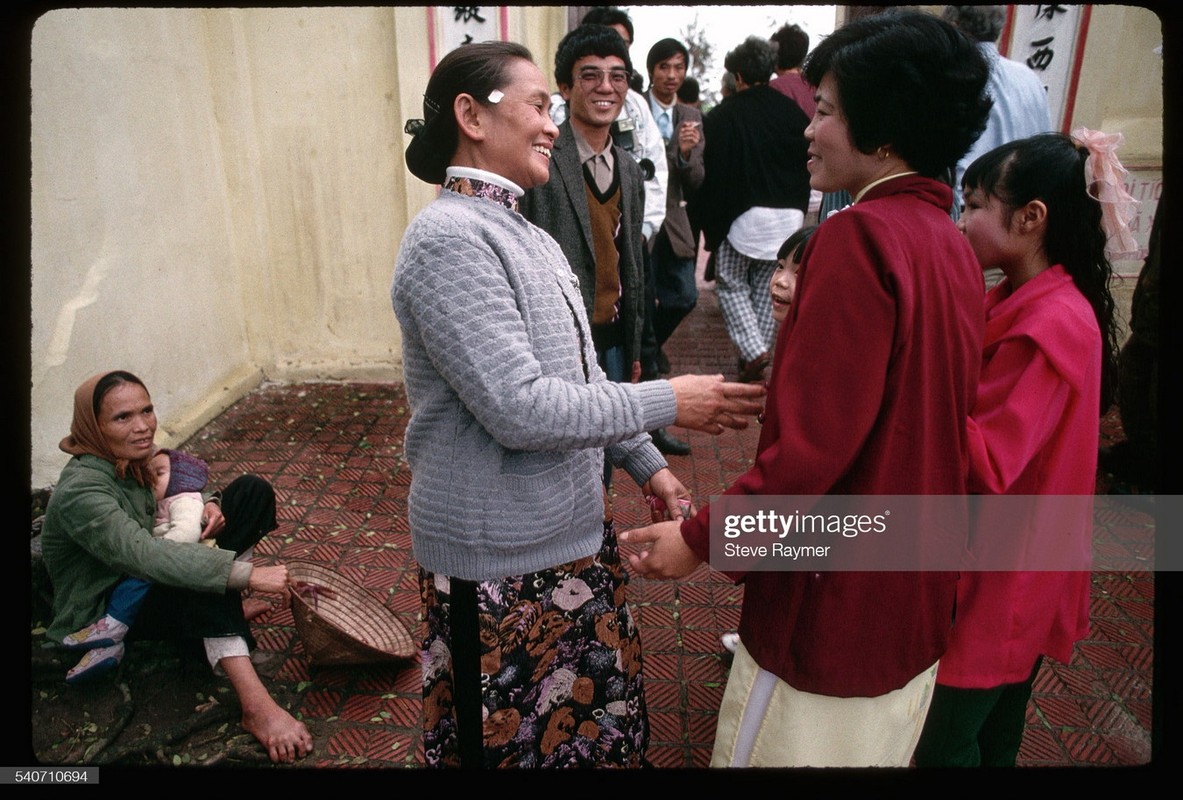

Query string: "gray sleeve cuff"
[227, 560, 252, 591]
[631, 379, 679, 430]
[620, 441, 669, 486]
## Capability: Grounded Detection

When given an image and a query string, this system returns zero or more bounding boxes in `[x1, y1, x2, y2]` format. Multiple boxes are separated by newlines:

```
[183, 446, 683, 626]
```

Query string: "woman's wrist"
[227, 560, 252, 591]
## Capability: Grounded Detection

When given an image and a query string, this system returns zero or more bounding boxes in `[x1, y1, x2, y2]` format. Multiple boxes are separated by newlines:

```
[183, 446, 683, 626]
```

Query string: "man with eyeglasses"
[551, 7, 669, 251]
[521, 24, 659, 493]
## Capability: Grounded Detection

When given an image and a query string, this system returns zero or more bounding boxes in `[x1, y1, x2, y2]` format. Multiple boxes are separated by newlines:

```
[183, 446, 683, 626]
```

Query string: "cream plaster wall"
[1070, 4, 1163, 168]
[1063, 6, 1163, 341]
[29, 6, 567, 489]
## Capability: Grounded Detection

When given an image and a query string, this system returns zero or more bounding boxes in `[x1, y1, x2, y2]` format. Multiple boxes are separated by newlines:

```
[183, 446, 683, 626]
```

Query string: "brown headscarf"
[59, 371, 155, 487]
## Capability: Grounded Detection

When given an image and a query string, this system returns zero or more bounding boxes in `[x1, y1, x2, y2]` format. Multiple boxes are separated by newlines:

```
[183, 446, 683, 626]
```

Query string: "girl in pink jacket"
[914, 130, 1137, 766]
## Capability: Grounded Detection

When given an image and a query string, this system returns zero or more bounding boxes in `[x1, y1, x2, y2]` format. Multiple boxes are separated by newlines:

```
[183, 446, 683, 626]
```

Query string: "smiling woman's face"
[476, 58, 559, 190]
[804, 72, 888, 196]
[98, 382, 157, 463]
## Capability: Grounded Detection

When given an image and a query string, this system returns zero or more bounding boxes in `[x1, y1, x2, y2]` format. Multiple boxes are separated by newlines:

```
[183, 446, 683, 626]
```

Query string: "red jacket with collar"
[936, 266, 1096, 688]
[681, 175, 984, 697]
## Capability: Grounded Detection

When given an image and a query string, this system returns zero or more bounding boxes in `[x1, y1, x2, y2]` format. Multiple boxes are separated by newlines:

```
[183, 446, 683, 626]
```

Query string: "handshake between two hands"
[620, 490, 703, 580]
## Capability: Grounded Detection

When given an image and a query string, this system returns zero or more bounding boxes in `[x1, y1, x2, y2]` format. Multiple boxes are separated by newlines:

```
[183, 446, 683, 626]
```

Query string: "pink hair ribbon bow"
[1071, 127, 1144, 261]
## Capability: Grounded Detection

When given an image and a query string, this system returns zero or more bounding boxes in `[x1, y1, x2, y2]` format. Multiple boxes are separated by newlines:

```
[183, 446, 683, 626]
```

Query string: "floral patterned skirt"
[419, 522, 648, 768]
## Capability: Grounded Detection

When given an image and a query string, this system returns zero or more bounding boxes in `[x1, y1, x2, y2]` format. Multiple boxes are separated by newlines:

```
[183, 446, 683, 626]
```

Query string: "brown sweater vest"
[583, 163, 624, 335]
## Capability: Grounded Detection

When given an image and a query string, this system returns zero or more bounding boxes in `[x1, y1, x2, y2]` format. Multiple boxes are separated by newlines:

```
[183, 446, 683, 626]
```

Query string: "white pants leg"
[711, 640, 938, 768]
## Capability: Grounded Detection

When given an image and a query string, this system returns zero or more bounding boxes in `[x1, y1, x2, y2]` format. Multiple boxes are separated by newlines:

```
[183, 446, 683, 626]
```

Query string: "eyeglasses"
[577, 67, 631, 89]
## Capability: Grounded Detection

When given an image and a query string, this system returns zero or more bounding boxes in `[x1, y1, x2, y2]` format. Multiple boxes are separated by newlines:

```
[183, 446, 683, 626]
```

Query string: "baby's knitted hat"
[162, 449, 209, 497]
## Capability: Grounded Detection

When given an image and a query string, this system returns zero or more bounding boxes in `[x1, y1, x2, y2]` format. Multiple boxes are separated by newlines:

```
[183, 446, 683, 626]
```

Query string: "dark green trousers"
[913, 657, 1043, 767]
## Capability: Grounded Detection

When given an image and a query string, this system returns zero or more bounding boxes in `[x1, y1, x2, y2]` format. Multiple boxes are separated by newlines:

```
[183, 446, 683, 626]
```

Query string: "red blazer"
[937, 266, 1096, 688]
[682, 175, 984, 697]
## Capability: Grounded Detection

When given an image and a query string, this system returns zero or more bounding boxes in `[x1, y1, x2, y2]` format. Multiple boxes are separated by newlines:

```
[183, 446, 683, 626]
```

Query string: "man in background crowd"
[642, 38, 706, 458]
[690, 36, 811, 385]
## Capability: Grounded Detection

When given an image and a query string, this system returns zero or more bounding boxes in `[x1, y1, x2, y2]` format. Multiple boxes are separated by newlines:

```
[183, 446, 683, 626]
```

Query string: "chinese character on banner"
[429, 6, 510, 69]
[1005, 4, 1086, 131]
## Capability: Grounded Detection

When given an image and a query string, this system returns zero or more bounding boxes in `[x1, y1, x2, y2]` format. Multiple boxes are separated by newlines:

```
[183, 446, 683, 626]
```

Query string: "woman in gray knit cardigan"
[393, 41, 763, 768]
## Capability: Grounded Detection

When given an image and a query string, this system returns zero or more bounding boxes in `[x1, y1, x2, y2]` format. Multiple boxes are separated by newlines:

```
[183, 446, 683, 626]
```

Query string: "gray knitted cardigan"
[392, 190, 678, 581]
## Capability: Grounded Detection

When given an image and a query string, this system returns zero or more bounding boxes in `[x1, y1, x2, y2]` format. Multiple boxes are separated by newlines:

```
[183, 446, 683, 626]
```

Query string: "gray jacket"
[520, 121, 647, 365]
[391, 190, 677, 580]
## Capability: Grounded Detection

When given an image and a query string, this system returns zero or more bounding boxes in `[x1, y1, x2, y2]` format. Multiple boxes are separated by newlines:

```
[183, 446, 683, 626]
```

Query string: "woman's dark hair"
[963, 133, 1120, 412]
[723, 36, 776, 87]
[803, 10, 991, 178]
[581, 6, 634, 43]
[777, 225, 818, 262]
[646, 37, 690, 78]
[93, 370, 147, 418]
[555, 24, 633, 88]
[771, 23, 810, 71]
[404, 40, 534, 184]
[677, 76, 700, 105]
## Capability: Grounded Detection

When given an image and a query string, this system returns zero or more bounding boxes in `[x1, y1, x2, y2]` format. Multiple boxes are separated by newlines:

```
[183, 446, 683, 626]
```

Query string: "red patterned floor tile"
[686, 676, 727, 713]
[338, 693, 394, 723]
[648, 709, 684, 743]
[1090, 616, 1149, 645]
[637, 603, 679, 628]
[1031, 668, 1064, 696]
[1059, 729, 1118, 764]
[643, 652, 680, 682]
[1077, 642, 1132, 671]
[1127, 697, 1153, 731]
[1033, 694, 1091, 727]
[688, 745, 713, 768]
[1105, 731, 1152, 765]
[687, 711, 719, 748]
[644, 680, 683, 711]
[639, 626, 679, 652]
[1050, 667, 1107, 698]
[680, 627, 728, 655]
[1114, 597, 1155, 621]
[683, 653, 730, 686]
[390, 665, 422, 692]
[300, 689, 343, 719]
[677, 583, 714, 605]
[1016, 725, 1067, 765]
[324, 725, 414, 764]
[640, 581, 679, 603]
[275, 656, 312, 683]
[646, 742, 690, 768]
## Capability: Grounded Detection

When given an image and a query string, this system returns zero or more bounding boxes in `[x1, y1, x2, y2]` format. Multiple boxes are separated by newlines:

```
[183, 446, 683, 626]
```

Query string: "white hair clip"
[487, 89, 504, 104]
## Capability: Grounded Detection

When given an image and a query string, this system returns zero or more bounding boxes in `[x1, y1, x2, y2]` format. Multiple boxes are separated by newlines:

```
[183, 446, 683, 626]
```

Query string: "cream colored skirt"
[711, 639, 938, 768]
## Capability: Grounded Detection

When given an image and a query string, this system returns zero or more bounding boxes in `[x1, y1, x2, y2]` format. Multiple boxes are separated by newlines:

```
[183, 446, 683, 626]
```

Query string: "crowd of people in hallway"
[43, 4, 1154, 772]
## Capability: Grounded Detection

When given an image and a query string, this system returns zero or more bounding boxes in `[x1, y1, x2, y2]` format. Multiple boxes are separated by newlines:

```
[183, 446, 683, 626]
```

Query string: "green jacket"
[41, 454, 242, 641]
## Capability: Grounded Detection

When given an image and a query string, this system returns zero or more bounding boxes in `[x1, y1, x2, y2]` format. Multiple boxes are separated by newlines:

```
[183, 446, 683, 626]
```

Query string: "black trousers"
[913, 657, 1043, 767]
[131, 474, 277, 650]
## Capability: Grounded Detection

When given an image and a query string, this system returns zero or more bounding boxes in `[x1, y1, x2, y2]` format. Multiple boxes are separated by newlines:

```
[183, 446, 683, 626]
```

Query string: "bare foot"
[241, 704, 314, 764]
[243, 597, 272, 621]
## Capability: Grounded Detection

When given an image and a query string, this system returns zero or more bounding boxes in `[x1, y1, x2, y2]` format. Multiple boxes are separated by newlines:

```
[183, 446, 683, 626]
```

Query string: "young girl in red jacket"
[914, 130, 1139, 766]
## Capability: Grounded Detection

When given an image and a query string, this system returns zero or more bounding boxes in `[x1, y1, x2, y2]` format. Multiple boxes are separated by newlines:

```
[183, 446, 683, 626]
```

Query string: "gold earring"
[878, 146, 889, 161]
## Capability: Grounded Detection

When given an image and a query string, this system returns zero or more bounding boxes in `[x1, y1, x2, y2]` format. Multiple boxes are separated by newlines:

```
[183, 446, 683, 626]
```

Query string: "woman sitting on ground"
[40, 370, 313, 764]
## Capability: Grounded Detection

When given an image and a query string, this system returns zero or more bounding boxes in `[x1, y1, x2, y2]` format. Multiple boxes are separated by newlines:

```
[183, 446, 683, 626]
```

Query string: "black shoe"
[651, 428, 691, 456]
